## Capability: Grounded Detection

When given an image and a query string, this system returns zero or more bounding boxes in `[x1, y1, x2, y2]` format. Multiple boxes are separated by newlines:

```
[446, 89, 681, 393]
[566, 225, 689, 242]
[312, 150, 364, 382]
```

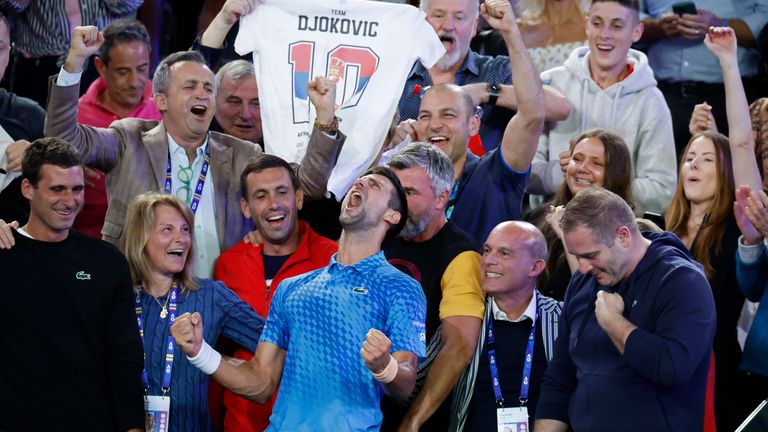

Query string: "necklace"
[154, 293, 172, 319]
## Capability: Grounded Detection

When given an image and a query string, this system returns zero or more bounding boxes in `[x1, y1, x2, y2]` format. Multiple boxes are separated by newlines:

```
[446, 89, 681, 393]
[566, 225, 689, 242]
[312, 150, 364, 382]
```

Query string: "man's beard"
[399, 207, 435, 240]
[434, 48, 463, 71]
[433, 32, 465, 71]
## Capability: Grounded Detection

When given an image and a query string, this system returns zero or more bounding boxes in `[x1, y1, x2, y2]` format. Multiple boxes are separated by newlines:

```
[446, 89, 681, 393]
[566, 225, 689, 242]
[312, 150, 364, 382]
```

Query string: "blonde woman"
[123, 192, 264, 432]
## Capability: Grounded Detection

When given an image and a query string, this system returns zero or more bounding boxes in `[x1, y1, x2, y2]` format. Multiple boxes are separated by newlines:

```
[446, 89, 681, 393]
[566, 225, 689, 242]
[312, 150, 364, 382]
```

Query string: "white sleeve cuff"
[737, 235, 764, 264]
[56, 67, 82, 87]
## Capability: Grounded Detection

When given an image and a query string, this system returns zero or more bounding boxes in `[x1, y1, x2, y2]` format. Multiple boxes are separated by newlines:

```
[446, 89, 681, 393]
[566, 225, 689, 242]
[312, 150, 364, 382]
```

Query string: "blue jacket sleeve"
[622, 268, 716, 386]
[736, 245, 768, 302]
[535, 291, 576, 423]
[214, 281, 265, 352]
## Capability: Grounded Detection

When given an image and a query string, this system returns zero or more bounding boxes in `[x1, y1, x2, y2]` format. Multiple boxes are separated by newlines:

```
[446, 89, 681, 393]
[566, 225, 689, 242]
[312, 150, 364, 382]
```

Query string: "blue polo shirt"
[262, 251, 426, 431]
[448, 148, 530, 244]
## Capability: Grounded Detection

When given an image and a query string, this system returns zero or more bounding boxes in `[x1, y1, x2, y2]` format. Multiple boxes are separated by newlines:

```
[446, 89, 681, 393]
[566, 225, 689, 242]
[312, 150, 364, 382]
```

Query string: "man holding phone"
[639, 0, 767, 155]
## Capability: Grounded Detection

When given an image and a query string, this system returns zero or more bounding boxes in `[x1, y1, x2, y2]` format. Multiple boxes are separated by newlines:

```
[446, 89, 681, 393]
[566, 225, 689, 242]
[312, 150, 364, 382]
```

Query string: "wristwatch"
[487, 82, 502, 106]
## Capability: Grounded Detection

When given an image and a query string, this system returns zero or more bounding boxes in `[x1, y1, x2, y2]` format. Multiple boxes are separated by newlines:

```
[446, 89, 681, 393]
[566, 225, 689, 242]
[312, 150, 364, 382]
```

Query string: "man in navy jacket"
[535, 188, 715, 432]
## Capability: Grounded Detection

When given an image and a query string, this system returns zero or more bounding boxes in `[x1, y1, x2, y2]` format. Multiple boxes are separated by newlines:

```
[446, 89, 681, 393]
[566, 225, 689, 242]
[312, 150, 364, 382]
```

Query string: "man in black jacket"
[0, 11, 47, 223]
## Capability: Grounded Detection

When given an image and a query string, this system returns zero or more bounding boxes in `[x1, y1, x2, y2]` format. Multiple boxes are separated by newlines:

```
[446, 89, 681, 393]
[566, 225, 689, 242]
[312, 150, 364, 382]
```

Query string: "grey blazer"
[44, 78, 344, 251]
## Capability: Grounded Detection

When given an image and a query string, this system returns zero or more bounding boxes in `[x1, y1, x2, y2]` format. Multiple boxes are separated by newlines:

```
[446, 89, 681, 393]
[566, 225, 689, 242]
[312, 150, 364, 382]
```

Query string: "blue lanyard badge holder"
[135, 284, 179, 432]
[487, 306, 537, 432]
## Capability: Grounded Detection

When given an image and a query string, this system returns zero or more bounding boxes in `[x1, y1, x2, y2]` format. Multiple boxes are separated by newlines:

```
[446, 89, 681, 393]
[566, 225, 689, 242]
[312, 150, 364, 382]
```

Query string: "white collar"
[167, 133, 209, 162]
[17, 227, 33, 239]
[491, 291, 536, 323]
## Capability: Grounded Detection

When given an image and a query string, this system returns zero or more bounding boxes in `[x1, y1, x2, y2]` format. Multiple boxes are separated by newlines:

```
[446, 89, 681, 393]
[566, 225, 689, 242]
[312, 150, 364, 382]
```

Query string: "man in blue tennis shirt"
[172, 166, 427, 431]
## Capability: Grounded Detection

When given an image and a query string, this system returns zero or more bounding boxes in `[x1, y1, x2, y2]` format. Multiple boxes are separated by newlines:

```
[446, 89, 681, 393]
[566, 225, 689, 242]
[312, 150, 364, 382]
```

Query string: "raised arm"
[482, 0, 546, 172]
[461, 83, 571, 122]
[44, 26, 123, 172]
[171, 311, 286, 403]
[199, 0, 261, 49]
[296, 76, 345, 199]
[704, 27, 762, 190]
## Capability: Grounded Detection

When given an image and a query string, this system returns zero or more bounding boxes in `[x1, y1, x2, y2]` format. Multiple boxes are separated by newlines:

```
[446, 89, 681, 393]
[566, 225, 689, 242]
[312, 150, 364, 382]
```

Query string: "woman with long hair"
[665, 27, 764, 432]
[527, 128, 634, 300]
[123, 192, 264, 432]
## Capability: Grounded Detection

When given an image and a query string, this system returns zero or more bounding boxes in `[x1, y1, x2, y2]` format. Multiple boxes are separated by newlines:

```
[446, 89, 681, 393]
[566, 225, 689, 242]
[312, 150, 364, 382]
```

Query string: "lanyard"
[135, 283, 179, 395]
[445, 178, 461, 220]
[164, 145, 211, 215]
[486, 304, 537, 407]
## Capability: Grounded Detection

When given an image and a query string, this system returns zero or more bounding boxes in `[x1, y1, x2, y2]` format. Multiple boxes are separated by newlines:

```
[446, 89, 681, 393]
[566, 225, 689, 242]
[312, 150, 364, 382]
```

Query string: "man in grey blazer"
[44, 26, 344, 277]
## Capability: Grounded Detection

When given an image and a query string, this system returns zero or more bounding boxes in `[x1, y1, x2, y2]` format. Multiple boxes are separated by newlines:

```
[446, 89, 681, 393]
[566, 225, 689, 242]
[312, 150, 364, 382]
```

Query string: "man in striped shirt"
[1, 0, 144, 106]
[450, 221, 562, 432]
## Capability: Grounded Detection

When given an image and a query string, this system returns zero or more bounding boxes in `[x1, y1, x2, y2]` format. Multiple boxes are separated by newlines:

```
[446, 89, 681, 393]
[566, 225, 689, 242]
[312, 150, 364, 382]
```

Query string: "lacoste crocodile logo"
[76, 271, 91, 280]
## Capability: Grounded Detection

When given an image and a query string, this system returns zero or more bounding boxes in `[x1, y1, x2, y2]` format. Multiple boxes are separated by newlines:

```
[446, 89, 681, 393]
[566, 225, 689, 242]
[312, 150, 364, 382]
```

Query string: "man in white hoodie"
[527, 0, 676, 216]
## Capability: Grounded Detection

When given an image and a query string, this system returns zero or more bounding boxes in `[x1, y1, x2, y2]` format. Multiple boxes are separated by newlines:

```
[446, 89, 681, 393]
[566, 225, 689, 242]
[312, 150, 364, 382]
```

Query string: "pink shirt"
[77, 76, 161, 128]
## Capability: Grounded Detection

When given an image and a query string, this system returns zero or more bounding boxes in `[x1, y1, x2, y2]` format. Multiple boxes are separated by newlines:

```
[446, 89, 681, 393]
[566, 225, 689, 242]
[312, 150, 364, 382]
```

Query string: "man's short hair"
[363, 166, 408, 240]
[96, 19, 151, 66]
[152, 50, 209, 96]
[388, 142, 453, 196]
[560, 188, 638, 246]
[424, 84, 476, 119]
[239, 154, 298, 199]
[21, 138, 83, 187]
[215, 60, 255, 91]
[591, 0, 640, 21]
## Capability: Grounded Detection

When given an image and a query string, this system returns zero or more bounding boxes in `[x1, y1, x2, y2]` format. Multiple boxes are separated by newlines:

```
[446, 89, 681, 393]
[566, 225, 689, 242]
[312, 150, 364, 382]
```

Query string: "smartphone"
[672, 1, 698, 15]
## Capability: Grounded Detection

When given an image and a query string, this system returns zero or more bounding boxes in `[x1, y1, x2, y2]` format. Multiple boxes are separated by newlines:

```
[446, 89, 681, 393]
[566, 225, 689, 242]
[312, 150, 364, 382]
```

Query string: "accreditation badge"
[144, 395, 171, 432]
[497, 406, 528, 432]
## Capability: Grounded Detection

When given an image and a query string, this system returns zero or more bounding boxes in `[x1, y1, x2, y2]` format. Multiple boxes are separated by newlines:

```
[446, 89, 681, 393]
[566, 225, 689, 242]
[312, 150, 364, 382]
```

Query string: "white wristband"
[372, 355, 398, 384]
[186, 340, 222, 375]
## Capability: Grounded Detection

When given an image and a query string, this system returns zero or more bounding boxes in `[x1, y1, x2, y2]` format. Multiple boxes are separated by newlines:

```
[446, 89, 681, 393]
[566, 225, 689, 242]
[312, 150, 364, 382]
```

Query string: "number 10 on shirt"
[288, 41, 380, 124]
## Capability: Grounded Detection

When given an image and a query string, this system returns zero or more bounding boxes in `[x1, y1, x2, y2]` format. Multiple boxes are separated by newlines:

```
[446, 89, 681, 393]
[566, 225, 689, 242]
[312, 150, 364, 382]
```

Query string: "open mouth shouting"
[346, 189, 364, 211]
[438, 32, 456, 52]
[190, 104, 208, 119]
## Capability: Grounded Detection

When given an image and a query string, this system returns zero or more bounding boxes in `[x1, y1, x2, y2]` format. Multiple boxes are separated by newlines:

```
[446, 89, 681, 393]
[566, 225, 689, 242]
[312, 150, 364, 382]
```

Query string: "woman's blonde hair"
[123, 192, 199, 292]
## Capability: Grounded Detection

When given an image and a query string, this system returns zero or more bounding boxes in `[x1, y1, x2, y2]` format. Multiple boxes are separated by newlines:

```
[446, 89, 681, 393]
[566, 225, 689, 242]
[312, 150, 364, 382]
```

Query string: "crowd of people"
[0, 0, 766, 431]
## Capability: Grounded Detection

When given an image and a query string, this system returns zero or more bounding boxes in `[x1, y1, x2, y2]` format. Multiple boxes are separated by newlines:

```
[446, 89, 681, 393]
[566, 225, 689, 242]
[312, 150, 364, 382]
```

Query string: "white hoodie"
[528, 47, 677, 215]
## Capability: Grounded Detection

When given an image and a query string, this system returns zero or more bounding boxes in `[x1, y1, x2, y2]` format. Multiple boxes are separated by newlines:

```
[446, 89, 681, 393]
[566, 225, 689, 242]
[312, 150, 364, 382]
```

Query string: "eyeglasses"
[176, 165, 193, 204]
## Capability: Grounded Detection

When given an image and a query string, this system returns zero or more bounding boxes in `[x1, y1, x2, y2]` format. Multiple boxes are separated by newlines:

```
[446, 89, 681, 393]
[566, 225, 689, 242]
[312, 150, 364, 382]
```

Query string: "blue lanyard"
[135, 284, 179, 395]
[487, 302, 537, 407]
[445, 178, 461, 220]
[164, 145, 211, 215]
